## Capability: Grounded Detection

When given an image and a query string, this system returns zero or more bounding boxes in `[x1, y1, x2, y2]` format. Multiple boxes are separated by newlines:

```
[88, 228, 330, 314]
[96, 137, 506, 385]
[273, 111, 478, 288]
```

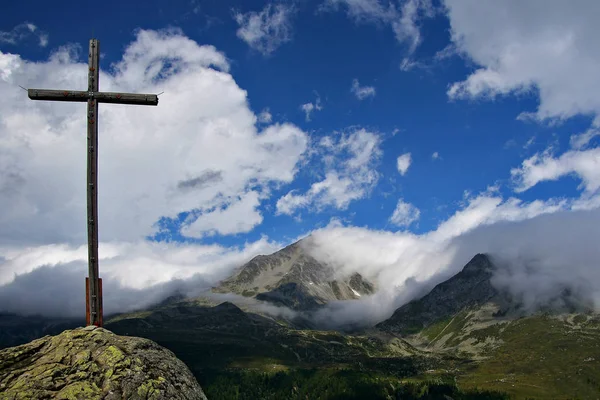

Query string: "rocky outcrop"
[214, 240, 375, 310]
[0, 326, 207, 400]
[377, 254, 502, 335]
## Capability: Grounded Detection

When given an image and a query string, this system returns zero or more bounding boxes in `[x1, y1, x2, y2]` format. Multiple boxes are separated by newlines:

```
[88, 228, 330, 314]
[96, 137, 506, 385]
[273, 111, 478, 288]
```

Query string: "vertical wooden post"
[85, 277, 90, 325]
[87, 39, 101, 327]
[98, 278, 103, 327]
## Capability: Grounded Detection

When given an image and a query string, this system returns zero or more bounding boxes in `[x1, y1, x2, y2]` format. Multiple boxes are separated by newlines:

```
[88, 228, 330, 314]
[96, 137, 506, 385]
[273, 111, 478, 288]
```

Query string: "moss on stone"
[56, 381, 101, 400]
[97, 345, 125, 366]
[137, 376, 166, 398]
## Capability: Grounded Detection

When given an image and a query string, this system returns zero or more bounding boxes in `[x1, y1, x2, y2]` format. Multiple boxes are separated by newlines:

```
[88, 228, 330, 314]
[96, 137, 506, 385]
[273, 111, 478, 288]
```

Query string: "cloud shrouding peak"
[234, 3, 295, 55]
[396, 152, 412, 175]
[301, 189, 600, 328]
[276, 128, 381, 215]
[351, 79, 376, 100]
[0, 237, 281, 317]
[444, 0, 600, 125]
[0, 22, 48, 47]
[3, 186, 600, 327]
[0, 29, 308, 246]
[389, 198, 420, 227]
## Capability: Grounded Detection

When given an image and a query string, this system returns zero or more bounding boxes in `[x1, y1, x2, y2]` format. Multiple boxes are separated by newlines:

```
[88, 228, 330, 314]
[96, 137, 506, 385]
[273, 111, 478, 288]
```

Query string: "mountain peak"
[461, 253, 493, 273]
[377, 253, 499, 335]
[214, 239, 375, 310]
[213, 301, 244, 314]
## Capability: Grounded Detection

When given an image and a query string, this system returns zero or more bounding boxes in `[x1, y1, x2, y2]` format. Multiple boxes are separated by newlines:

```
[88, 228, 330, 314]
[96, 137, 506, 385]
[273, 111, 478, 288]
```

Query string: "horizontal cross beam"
[28, 89, 158, 106]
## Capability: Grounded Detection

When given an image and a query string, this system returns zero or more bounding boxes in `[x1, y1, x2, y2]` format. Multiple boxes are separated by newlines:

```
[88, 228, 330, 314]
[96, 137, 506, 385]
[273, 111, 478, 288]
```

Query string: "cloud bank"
[0, 29, 308, 318]
[4, 185, 599, 330]
[0, 29, 308, 246]
[0, 237, 280, 317]
[301, 192, 600, 329]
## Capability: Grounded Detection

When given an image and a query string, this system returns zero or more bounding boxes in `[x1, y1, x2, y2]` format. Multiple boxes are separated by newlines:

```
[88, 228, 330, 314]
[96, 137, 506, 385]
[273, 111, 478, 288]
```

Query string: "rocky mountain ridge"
[214, 240, 375, 310]
[376, 253, 504, 335]
[2, 251, 600, 398]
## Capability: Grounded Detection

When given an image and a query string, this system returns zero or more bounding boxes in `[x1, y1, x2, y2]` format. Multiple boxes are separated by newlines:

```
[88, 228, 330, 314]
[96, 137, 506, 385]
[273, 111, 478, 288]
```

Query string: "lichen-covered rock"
[0, 326, 207, 400]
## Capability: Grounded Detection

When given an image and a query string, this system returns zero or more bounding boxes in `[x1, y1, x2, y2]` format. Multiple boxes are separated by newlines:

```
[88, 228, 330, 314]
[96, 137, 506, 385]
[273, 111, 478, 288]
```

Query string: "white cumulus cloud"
[0, 22, 48, 47]
[396, 152, 412, 175]
[276, 128, 381, 215]
[325, 0, 435, 58]
[389, 198, 420, 227]
[300, 94, 323, 121]
[181, 191, 264, 237]
[570, 128, 600, 150]
[511, 147, 600, 194]
[444, 0, 600, 125]
[234, 3, 295, 55]
[0, 29, 308, 245]
[258, 108, 273, 123]
[351, 78, 376, 100]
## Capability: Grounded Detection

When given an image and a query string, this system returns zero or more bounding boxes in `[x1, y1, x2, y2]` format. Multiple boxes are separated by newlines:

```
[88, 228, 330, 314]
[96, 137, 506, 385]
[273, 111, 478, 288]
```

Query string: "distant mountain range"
[1, 242, 599, 398]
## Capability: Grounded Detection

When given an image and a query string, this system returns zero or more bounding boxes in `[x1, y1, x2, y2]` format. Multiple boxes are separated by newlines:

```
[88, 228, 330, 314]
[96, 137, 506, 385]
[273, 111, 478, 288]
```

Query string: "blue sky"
[2, 0, 600, 317]
[0, 1, 593, 244]
[2, 0, 600, 281]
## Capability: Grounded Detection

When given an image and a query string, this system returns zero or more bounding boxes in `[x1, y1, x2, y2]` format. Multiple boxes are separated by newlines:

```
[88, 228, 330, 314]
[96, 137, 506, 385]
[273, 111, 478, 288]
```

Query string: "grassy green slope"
[104, 300, 512, 399]
[105, 296, 600, 398]
[459, 315, 600, 399]
[416, 311, 600, 399]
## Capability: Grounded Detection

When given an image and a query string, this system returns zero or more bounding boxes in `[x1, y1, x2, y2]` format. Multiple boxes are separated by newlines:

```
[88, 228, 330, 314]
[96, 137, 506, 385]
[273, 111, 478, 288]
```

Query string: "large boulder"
[0, 325, 207, 399]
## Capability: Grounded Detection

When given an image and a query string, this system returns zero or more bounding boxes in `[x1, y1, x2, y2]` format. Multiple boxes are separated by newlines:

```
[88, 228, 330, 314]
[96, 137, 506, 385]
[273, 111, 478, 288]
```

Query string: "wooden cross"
[27, 39, 159, 327]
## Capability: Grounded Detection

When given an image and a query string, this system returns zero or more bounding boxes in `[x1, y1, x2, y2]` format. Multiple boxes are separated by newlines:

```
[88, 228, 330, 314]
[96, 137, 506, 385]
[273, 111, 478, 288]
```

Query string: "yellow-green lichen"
[97, 345, 124, 367]
[137, 376, 166, 399]
[55, 381, 102, 400]
[132, 356, 144, 372]
[73, 349, 91, 366]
